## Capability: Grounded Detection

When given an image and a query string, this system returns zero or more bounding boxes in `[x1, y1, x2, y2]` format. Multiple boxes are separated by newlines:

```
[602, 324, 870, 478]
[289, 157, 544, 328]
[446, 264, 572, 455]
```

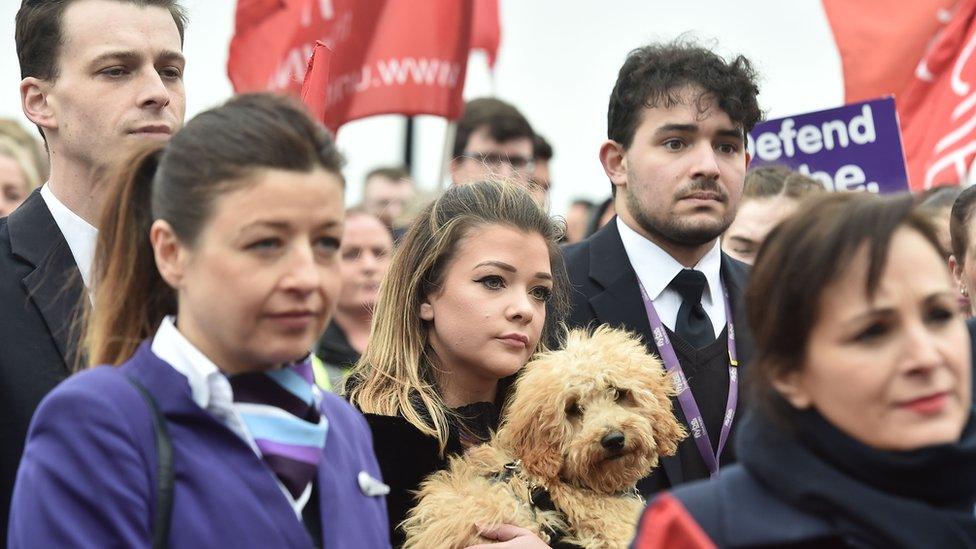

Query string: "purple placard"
[747, 96, 909, 194]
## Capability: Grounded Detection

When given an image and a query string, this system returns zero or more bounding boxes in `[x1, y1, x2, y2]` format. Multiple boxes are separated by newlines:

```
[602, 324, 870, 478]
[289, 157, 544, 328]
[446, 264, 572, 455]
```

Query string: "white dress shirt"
[616, 217, 727, 336]
[150, 316, 312, 515]
[39, 184, 98, 290]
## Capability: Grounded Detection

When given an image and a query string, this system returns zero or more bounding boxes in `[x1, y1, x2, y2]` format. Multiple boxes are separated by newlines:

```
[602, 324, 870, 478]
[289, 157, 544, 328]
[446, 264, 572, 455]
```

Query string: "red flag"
[298, 0, 473, 133]
[234, 0, 285, 33]
[228, 0, 355, 94]
[899, 0, 976, 189]
[470, 0, 501, 68]
[300, 41, 331, 123]
[823, 0, 956, 103]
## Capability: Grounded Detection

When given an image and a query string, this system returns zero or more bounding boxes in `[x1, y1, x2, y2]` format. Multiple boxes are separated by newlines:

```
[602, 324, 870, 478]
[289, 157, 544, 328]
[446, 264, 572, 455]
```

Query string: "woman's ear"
[771, 370, 813, 409]
[419, 301, 434, 321]
[150, 219, 186, 289]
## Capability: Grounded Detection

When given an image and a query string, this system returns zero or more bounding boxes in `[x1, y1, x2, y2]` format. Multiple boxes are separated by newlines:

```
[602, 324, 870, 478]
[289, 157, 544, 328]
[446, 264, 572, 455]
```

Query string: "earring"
[963, 285, 970, 297]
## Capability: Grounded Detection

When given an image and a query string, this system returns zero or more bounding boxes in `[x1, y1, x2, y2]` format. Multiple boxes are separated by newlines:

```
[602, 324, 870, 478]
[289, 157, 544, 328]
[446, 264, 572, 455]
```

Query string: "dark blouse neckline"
[451, 401, 500, 448]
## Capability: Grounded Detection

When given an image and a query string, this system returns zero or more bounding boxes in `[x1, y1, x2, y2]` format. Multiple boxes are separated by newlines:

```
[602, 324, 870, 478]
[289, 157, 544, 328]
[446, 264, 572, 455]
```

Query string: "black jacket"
[361, 403, 498, 548]
[362, 413, 454, 548]
[316, 322, 361, 388]
[0, 190, 87, 538]
[561, 219, 755, 495]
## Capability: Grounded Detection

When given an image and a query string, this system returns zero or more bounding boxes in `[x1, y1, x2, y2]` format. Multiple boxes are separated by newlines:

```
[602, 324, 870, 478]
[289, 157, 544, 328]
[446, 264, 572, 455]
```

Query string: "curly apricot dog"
[402, 326, 686, 548]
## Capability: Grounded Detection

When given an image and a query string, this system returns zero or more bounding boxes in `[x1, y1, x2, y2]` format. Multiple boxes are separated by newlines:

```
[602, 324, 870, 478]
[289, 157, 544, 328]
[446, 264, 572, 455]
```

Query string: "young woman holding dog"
[632, 192, 976, 548]
[8, 95, 390, 548]
[345, 180, 569, 547]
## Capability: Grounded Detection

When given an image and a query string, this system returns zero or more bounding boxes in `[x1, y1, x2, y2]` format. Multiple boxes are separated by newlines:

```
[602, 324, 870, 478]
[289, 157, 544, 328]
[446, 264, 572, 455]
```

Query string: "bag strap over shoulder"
[124, 374, 174, 549]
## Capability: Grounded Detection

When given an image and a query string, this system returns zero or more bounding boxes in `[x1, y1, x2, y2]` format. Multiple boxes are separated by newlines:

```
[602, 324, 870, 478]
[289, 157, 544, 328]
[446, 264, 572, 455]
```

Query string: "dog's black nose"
[601, 431, 626, 451]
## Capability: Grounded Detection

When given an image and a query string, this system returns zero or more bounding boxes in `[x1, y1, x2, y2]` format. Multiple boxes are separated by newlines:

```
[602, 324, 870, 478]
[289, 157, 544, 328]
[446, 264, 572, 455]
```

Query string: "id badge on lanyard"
[638, 280, 739, 477]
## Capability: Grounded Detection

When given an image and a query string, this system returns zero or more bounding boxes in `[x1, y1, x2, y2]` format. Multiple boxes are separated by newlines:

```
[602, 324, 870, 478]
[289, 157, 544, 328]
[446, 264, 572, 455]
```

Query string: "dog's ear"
[629, 357, 687, 457]
[496, 361, 568, 481]
[647, 392, 686, 456]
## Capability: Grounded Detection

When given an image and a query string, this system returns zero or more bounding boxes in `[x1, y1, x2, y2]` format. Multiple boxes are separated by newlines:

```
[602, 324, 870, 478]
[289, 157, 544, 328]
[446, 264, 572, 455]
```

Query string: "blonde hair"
[345, 180, 568, 454]
[0, 135, 41, 191]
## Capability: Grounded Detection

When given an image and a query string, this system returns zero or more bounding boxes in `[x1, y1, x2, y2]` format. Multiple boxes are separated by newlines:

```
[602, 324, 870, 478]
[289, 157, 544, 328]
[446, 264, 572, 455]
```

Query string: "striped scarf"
[229, 358, 329, 500]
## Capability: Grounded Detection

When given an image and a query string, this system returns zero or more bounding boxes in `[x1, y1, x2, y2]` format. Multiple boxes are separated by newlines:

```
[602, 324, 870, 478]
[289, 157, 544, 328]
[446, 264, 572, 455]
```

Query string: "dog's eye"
[565, 400, 583, 417]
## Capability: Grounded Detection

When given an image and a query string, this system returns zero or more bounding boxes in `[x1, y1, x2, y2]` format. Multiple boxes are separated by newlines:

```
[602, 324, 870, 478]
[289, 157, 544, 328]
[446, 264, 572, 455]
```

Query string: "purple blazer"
[8, 342, 390, 548]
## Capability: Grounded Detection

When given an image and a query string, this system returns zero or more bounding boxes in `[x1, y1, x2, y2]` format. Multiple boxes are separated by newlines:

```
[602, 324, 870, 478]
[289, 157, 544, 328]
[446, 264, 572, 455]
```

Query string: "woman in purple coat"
[7, 94, 390, 548]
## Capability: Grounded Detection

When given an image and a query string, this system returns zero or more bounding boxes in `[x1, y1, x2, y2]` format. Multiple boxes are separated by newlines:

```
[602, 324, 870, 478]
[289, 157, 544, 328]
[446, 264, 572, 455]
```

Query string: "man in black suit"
[0, 0, 187, 536]
[563, 41, 761, 496]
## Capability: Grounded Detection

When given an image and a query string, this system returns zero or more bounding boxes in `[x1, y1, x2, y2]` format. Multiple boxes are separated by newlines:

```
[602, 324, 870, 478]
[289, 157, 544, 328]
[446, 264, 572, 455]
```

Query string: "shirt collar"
[39, 183, 98, 289]
[150, 316, 223, 409]
[616, 216, 723, 304]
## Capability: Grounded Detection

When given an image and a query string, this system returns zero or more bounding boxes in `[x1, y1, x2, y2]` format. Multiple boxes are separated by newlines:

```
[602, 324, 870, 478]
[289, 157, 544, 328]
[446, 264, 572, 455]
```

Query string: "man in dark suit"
[0, 0, 187, 536]
[563, 41, 762, 497]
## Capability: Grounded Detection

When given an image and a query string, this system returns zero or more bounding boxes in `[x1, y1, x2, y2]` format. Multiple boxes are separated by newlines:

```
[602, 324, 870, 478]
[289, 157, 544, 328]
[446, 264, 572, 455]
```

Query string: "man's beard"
[625, 177, 735, 247]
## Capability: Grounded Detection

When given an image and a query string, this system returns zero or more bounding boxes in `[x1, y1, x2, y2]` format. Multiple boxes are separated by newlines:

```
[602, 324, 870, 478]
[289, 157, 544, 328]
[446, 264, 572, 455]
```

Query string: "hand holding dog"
[465, 524, 551, 549]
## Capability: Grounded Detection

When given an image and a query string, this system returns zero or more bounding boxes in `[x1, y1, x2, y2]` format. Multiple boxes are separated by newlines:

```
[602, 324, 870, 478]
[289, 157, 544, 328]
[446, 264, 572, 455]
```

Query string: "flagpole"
[439, 121, 457, 190]
[403, 116, 414, 172]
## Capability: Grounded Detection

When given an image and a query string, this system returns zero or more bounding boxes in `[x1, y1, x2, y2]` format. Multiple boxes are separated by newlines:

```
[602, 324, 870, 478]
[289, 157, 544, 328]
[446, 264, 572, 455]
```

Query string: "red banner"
[823, 0, 956, 104]
[234, 0, 285, 33]
[470, 0, 500, 68]
[899, 0, 976, 189]
[229, 0, 339, 94]
[297, 0, 472, 132]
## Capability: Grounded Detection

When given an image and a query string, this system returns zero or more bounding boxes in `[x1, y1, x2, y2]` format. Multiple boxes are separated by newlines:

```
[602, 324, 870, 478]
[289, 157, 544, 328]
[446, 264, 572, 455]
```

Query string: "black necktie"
[670, 269, 715, 348]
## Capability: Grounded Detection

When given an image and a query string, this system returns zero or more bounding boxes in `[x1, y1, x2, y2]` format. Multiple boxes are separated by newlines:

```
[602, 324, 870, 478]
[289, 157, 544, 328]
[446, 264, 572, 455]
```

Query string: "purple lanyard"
[638, 280, 739, 478]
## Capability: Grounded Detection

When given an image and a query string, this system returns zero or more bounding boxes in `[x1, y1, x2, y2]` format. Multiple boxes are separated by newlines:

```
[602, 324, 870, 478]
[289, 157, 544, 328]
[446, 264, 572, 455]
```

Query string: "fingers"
[476, 522, 533, 541]
[463, 523, 551, 549]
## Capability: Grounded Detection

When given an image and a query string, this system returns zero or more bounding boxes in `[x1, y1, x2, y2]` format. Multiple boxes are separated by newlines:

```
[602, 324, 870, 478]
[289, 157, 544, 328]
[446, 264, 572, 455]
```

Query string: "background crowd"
[2, 1, 976, 548]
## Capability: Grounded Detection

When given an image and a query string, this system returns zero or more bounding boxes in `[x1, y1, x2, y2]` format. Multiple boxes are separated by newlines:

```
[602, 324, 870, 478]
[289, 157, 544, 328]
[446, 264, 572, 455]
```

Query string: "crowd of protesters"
[2, 1, 976, 548]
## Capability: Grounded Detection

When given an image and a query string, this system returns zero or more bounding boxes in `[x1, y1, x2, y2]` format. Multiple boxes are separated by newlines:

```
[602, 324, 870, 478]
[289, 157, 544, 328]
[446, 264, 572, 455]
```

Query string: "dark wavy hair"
[607, 39, 762, 149]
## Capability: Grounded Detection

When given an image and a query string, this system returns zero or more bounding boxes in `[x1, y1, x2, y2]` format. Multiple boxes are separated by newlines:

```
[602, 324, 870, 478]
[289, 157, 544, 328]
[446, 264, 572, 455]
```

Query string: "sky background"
[0, 0, 844, 216]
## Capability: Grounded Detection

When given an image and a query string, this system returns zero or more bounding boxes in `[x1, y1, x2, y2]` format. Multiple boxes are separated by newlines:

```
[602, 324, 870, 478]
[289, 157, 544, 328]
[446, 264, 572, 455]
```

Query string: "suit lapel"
[585, 222, 685, 486]
[8, 191, 87, 371]
[586, 222, 652, 338]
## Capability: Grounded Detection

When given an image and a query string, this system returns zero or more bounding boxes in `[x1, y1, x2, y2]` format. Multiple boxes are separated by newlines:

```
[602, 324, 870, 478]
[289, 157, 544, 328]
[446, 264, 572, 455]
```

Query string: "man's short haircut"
[743, 165, 824, 200]
[607, 39, 761, 149]
[533, 134, 553, 162]
[16, 0, 188, 81]
[451, 97, 534, 158]
[364, 166, 412, 189]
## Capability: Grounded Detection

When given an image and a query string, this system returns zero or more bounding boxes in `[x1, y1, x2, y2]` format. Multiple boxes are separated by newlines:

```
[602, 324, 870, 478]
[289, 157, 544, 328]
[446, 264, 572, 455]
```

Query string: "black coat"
[362, 413, 455, 548]
[0, 190, 87, 538]
[561, 220, 755, 495]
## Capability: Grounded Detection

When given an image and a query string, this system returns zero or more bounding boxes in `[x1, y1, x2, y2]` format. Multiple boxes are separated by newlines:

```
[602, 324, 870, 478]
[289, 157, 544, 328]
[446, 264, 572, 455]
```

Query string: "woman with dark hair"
[8, 94, 390, 548]
[633, 192, 976, 548]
